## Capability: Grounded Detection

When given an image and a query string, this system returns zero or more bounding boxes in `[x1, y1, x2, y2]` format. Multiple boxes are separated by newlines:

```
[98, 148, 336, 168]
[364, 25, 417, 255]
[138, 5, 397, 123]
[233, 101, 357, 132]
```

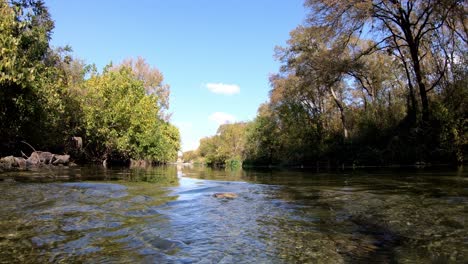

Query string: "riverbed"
[0, 165, 466, 263]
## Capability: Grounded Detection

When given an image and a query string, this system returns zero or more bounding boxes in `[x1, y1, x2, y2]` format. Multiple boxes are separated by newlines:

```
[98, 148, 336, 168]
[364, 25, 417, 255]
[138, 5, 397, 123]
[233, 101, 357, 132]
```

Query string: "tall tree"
[113, 57, 171, 120]
[306, 0, 467, 122]
[0, 0, 65, 151]
[275, 25, 354, 139]
[80, 66, 180, 162]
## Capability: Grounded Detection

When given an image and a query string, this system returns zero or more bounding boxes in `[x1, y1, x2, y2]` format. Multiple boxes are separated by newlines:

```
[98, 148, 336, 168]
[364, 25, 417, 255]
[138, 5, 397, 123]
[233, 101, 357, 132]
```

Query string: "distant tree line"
[184, 0, 467, 167]
[0, 0, 180, 163]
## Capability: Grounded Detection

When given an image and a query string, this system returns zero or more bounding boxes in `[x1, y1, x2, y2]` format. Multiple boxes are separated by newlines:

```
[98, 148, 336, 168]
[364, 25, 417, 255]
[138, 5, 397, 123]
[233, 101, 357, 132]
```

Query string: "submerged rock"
[213, 192, 238, 199]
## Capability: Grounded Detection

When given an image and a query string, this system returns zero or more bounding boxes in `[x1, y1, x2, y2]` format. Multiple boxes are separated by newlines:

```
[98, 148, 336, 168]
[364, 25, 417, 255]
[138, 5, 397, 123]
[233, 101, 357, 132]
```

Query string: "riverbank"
[0, 152, 72, 172]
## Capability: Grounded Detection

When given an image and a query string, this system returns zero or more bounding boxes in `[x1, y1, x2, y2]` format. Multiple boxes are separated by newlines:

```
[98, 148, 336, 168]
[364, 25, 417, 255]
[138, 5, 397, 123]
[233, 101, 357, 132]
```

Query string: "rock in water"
[213, 192, 238, 199]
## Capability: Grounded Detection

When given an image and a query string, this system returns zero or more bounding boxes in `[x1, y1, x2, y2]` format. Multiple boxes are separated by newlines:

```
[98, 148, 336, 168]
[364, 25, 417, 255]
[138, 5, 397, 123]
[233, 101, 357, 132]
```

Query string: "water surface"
[0, 165, 466, 263]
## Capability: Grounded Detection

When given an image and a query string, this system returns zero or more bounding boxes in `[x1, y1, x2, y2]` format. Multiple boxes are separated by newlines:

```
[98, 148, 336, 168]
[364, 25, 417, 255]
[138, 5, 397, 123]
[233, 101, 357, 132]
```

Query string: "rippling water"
[0, 165, 466, 263]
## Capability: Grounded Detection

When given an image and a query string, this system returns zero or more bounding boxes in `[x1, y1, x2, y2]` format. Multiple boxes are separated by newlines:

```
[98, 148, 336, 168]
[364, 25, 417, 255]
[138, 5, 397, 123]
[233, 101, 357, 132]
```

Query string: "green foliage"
[244, 104, 282, 165]
[243, 0, 468, 166]
[190, 122, 247, 167]
[225, 156, 242, 170]
[111, 57, 171, 120]
[189, 0, 467, 167]
[182, 150, 198, 163]
[1, 0, 464, 167]
[81, 67, 179, 162]
[0, 0, 180, 162]
[0, 0, 73, 151]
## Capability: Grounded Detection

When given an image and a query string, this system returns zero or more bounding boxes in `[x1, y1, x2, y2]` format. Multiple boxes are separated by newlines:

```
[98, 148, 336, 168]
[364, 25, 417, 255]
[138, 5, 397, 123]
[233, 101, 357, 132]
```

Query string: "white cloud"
[206, 83, 240, 95]
[209, 112, 236, 125]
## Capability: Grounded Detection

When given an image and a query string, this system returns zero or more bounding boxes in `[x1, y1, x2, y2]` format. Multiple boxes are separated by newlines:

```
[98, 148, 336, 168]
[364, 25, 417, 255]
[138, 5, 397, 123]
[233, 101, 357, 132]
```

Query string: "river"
[0, 165, 466, 263]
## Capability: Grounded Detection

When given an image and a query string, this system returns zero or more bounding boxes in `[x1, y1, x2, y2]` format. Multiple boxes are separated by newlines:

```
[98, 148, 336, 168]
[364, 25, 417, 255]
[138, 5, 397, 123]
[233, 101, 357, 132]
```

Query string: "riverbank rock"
[0, 156, 17, 169]
[213, 192, 238, 199]
[26, 152, 41, 165]
[0, 156, 27, 170]
[52, 154, 70, 165]
[26, 151, 70, 166]
[37, 151, 54, 164]
[14, 157, 26, 168]
[0, 151, 72, 171]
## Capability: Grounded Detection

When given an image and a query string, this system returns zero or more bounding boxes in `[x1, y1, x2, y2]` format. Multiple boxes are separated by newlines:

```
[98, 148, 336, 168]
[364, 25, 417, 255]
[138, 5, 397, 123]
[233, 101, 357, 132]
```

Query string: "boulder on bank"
[0, 156, 27, 170]
[1, 151, 71, 171]
[14, 157, 26, 168]
[26, 152, 41, 165]
[52, 154, 70, 165]
[26, 151, 70, 166]
[27, 151, 53, 165]
[0, 156, 17, 169]
[37, 151, 54, 164]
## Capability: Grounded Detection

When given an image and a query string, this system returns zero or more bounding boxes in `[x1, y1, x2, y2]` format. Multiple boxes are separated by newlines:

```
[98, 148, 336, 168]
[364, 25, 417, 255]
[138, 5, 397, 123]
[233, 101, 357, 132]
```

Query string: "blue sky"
[45, 0, 306, 151]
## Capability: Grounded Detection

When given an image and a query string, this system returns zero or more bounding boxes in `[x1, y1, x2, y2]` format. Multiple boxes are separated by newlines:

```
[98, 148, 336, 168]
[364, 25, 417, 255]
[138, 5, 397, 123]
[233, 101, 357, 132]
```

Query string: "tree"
[182, 150, 198, 163]
[275, 25, 353, 139]
[112, 57, 171, 120]
[305, 0, 467, 122]
[194, 122, 248, 166]
[0, 0, 70, 152]
[239, 0, 467, 166]
[80, 66, 180, 162]
[0, 0, 181, 162]
[198, 135, 221, 165]
[244, 104, 281, 165]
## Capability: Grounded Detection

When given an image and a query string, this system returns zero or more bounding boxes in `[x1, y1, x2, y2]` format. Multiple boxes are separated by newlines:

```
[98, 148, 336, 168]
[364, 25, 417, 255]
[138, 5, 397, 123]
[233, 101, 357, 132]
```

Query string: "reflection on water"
[0, 165, 466, 263]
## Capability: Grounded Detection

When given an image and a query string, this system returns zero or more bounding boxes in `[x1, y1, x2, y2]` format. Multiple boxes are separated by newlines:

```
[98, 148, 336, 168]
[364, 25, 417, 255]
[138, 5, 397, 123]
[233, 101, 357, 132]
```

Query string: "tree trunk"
[409, 47, 429, 122]
[330, 87, 348, 139]
[399, 11, 429, 122]
[403, 62, 418, 123]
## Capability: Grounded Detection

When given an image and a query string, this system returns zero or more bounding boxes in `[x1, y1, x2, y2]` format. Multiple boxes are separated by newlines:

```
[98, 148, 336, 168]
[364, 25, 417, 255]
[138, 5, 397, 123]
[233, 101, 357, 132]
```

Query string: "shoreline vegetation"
[183, 1, 467, 169]
[1, 1, 467, 171]
[0, 0, 180, 167]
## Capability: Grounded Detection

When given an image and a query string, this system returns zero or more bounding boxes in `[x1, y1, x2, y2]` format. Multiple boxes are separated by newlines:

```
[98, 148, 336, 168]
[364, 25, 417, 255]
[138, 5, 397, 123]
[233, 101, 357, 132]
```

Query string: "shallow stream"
[0, 165, 466, 263]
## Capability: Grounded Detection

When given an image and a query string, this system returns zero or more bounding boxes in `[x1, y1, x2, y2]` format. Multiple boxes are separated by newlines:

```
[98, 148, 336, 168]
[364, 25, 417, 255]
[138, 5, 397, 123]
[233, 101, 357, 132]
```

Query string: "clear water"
[0, 165, 466, 263]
